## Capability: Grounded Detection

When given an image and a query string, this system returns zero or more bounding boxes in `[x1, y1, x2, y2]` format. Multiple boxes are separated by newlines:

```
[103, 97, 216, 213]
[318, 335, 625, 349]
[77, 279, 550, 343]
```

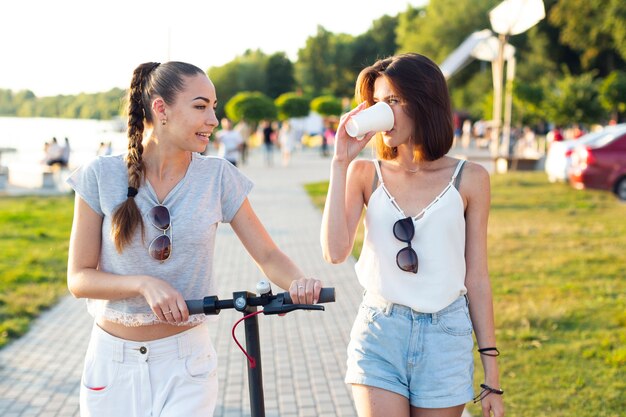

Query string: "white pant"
[80, 323, 218, 417]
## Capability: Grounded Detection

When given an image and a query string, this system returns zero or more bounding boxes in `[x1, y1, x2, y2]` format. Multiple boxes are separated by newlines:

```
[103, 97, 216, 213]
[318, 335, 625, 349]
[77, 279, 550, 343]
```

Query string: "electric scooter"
[186, 281, 335, 417]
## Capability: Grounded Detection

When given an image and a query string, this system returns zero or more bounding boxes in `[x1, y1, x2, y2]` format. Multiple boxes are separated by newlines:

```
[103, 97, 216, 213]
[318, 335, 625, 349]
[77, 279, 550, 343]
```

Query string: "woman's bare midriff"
[97, 318, 197, 342]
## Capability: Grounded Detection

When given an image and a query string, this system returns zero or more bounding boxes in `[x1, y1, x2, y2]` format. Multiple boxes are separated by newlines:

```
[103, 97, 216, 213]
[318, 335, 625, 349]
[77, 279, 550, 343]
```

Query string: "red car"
[568, 129, 626, 200]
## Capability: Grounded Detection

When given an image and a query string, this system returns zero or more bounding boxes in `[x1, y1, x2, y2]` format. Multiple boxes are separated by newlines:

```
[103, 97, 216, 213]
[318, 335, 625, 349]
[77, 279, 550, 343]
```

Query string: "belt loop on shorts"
[178, 331, 191, 359]
[464, 294, 470, 307]
[383, 301, 392, 316]
[430, 311, 439, 325]
[113, 340, 124, 363]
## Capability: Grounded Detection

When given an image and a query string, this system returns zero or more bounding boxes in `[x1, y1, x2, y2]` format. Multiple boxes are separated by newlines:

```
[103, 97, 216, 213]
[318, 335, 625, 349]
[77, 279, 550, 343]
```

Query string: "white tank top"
[354, 159, 467, 313]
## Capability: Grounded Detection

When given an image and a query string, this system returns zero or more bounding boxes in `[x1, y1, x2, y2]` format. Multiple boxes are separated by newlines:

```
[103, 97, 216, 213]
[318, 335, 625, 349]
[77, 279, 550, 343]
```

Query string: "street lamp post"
[488, 0, 545, 159]
[490, 33, 508, 157]
[503, 56, 516, 157]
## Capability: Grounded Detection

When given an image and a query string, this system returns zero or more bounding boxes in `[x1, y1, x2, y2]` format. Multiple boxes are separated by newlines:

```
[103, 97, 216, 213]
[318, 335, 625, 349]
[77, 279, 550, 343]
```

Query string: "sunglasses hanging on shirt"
[148, 205, 172, 262]
[393, 217, 418, 274]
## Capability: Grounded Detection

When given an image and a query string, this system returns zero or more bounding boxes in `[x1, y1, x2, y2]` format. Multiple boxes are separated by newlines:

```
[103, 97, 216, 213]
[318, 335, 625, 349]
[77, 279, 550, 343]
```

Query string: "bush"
[275, 93, 310, 121]
[311, 95, 342, 117]
[225, 92, 277, 123]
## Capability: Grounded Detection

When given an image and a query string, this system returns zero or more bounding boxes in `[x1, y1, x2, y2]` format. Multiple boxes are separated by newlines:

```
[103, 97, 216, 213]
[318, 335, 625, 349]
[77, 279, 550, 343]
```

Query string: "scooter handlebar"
[185, 287, 335, 315]
[282, 287, 335, 305]
[186, 299, 206, 315]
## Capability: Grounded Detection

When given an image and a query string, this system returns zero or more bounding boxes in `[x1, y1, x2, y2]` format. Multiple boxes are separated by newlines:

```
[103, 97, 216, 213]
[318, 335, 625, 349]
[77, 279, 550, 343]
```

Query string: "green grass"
[305, 172, 626, 417]
[0, 194, 74, 348]
[1, 176, 624, 415]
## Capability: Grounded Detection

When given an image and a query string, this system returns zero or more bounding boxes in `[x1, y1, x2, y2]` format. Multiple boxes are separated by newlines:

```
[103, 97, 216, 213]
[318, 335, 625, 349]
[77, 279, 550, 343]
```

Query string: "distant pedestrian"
[572, 124, 584, 139]
[259, 120, 275, 166]
[517, 126, 538, 157]
[216, 117, 243, 166]
[41, 141, 50, 165]
[235, 120, 252, 165]
[461, 118, 472, 148]
[45, 137, 65, 167]
[322, 120, 336, 157]
[279, 120, 296, 167]
[61, 137, 71, 167]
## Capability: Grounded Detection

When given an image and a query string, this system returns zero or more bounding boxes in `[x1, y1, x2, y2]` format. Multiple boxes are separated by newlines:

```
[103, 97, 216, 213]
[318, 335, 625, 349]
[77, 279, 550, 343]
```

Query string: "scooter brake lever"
[263, 302, 325, 315]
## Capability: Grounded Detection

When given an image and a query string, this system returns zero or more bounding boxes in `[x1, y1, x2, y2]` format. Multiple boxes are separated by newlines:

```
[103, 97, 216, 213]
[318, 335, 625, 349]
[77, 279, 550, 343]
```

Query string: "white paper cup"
[345, 102, 394, 140]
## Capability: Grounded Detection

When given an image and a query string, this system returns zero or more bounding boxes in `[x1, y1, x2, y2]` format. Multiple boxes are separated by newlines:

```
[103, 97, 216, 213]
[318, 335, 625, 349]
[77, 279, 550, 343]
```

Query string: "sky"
[1, 0, 427, 97]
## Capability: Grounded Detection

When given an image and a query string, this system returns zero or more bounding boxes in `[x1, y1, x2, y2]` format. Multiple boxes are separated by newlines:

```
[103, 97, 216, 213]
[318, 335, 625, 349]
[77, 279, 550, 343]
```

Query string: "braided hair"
[110, 61, 205, 252]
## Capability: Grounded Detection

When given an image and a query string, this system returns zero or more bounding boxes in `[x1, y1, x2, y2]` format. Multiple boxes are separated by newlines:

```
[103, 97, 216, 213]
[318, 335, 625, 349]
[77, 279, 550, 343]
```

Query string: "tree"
[396, 0, 497, 114]
[329, 33, 359, 97]
[449, 68, 493, 119]
[545, 70, 605, 126]
[396, 0, 495, 65]
[225, 92, 277, 124]
[13, 90, 36, 116]
[209, 50, 268, 119]
[367, 15, 399, 59]
[0, 89, 15, 115]
[549, 0, 626, 74]
[296, 26, 336, 96]
[15, 99, 36, 117]
[266, 53, 296, 99]
[599, 71, 626, 122]
[209, 61, 243, 117]
[275, 93, 310, 121]
[350, 14, 398, 70]
[514, 27, 560, 83]
[512, 80, 547, 126]
[296, 24, 395, 98]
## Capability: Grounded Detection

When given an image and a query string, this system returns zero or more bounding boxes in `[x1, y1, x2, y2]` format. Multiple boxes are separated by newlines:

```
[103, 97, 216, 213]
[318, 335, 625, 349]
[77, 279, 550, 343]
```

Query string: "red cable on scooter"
[231, 310, 264, 368]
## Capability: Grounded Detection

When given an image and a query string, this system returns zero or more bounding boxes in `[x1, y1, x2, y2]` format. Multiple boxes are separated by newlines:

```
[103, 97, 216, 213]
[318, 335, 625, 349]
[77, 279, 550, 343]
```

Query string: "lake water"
[0, 117, 128, 189]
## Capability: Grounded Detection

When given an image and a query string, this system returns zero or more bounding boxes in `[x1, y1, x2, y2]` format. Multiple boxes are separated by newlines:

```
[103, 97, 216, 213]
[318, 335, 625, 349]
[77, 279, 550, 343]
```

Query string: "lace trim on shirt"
[96, 307, 207, 327]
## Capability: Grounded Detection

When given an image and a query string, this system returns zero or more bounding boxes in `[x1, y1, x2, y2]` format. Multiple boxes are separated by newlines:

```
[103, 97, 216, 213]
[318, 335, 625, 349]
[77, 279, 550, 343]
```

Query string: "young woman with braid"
[66, 61, 322, 417]
[321, 54, 504, 417]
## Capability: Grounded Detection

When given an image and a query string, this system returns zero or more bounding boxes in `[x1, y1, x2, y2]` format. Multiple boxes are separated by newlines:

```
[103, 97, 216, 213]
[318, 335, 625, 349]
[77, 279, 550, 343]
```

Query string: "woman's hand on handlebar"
[140, 276, 190, 324]
[289, 277, 322, 304]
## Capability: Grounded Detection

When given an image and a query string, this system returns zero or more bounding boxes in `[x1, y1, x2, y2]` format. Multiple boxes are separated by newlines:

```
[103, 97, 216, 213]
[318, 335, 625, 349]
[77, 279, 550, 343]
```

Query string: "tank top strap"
[373, 159, 384, 185]
[370, 159, 383, 194]
[451, 159, 466, 189]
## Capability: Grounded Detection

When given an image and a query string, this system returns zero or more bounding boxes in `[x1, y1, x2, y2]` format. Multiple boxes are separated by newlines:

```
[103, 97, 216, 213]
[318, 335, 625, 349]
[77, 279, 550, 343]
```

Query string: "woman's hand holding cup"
[335, 102, 394, 163]
[345, 102, 394, 140]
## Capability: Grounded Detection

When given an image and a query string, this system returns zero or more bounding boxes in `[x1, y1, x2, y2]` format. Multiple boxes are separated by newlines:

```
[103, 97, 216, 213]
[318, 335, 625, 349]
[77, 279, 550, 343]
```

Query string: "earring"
[161, 119, 167, 126]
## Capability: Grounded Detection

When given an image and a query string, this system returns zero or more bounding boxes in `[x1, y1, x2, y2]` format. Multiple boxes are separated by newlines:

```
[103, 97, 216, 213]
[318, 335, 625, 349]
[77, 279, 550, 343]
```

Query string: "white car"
[545, 124, 626, 183]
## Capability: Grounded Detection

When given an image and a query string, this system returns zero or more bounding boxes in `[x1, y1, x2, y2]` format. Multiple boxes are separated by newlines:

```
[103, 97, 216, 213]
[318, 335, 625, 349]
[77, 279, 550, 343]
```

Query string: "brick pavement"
[0, 147, 471, 417]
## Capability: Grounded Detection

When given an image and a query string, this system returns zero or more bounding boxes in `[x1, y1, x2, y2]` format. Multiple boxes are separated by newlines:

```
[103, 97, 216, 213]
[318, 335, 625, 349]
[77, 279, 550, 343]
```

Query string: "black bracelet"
[478, 347, 500, 356]
[472, 383, 504, 403]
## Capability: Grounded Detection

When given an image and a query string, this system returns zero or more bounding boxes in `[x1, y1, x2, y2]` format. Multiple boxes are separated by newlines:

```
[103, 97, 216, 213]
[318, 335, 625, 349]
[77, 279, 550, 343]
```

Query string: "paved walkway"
[0, 148, 471, 417]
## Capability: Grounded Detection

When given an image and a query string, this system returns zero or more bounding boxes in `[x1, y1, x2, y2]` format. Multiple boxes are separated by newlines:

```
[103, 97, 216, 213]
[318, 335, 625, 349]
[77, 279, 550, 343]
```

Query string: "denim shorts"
[345, 293, 475, 408]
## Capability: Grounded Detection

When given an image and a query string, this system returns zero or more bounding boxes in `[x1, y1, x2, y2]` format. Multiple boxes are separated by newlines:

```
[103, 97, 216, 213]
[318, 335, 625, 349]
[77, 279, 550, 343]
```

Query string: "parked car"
[545, 123, 626, 183]
[568, 128, 626, 200]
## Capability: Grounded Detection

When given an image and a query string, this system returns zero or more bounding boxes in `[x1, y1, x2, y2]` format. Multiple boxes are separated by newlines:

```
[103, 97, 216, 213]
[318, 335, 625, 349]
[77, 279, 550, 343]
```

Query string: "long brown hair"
[110, 61, 205, 252]
[354, 53, 454, 162]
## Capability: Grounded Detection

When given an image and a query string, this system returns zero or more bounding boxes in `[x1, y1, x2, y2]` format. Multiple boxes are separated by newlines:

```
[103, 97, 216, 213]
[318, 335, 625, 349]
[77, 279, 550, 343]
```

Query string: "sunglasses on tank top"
[148, 205, 172, 262]
[393, 217, 418, 274]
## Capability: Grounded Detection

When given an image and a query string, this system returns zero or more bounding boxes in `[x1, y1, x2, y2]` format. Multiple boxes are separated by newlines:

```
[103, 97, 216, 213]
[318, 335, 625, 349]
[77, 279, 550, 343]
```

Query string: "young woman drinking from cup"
[321, 53, 504, 417]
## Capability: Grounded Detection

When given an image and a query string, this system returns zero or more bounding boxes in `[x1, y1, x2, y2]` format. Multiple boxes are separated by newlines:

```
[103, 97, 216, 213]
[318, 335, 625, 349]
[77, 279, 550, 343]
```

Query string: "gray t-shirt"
[67, 152, 253, 326]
